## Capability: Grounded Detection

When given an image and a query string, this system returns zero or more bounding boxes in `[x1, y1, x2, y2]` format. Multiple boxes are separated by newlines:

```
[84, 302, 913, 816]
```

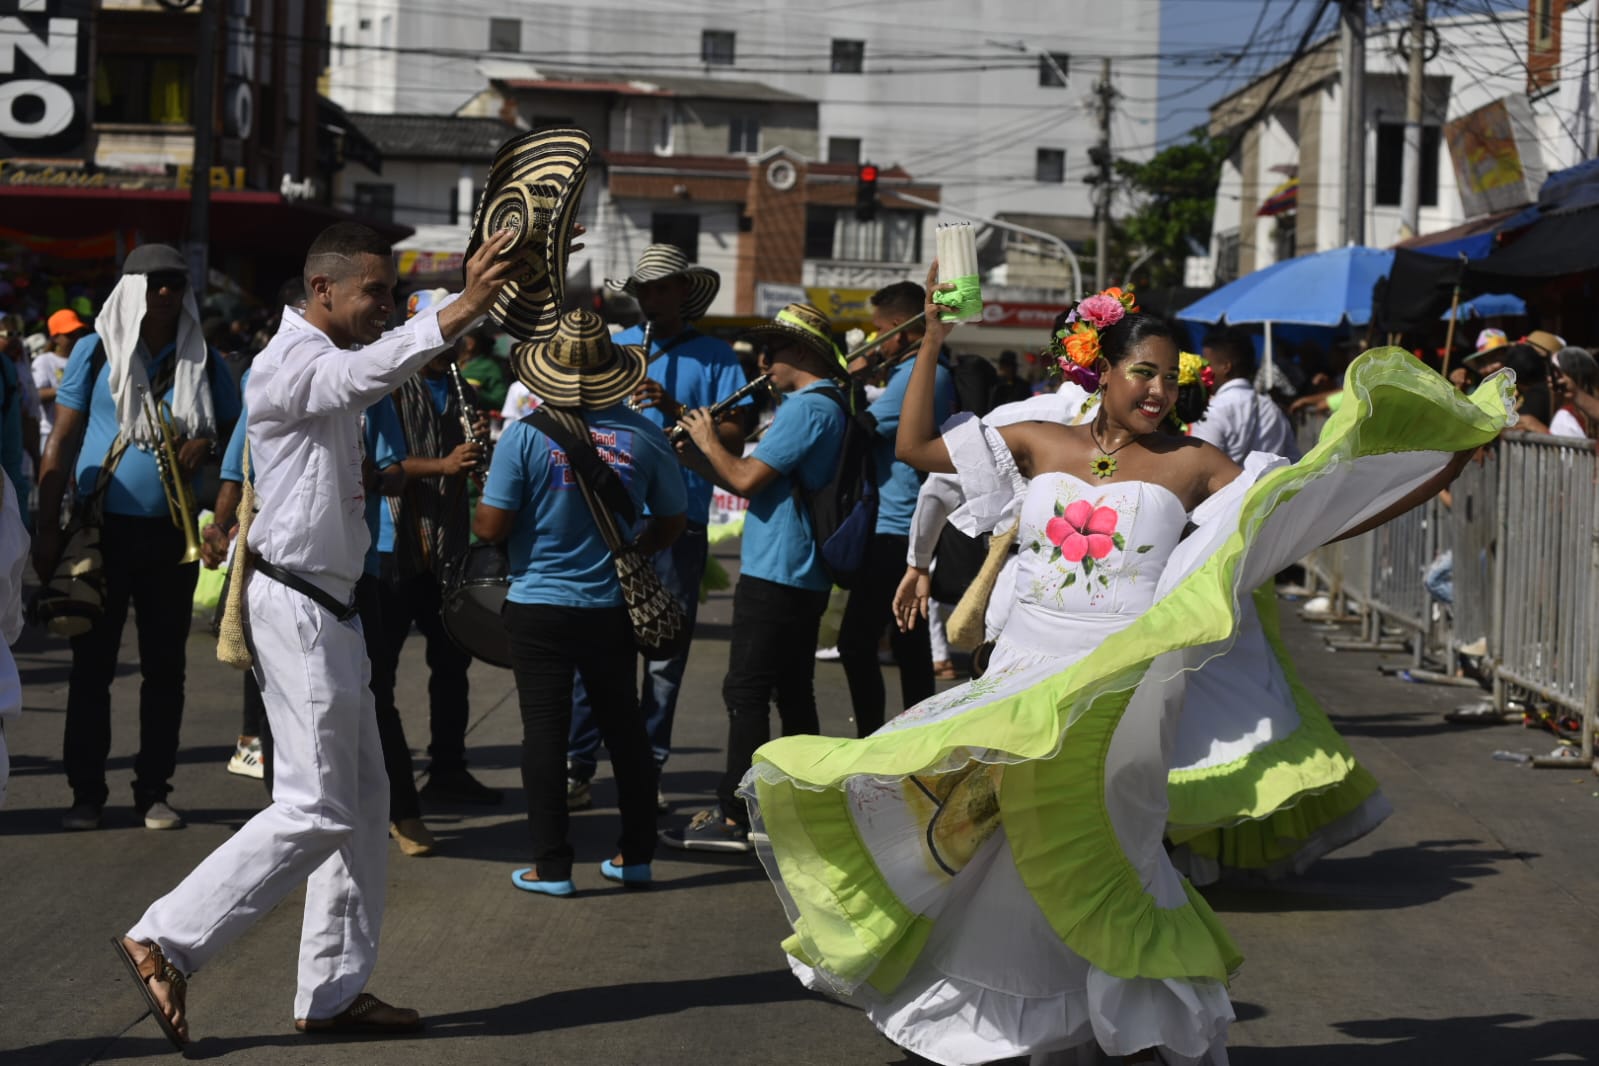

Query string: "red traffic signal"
[855, 162, 880, 222]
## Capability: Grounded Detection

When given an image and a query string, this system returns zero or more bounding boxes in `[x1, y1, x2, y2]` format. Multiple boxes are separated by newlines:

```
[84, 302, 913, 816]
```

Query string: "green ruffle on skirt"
[1166, 587, 1361, 834]
[748, 349, 1514, 995]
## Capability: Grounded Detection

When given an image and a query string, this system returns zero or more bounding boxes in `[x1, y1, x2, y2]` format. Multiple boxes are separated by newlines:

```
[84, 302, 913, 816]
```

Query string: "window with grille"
[1039, 53, 1069, 87]
[828, 137, 862, 165]
[831, 39, 864, 74]
[804, 207, 922, 263]
[489, 18, 520, 52]
[702, 30, 735, 65]
[728, 116, 760, 154]
[1036, 148, 1066, 183]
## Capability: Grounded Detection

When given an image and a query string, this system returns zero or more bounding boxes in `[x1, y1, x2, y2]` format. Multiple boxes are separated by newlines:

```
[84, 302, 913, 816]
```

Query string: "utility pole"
[1398, 0, 1428, 239]
[1093, 57, 1115, 290]
[1339, 0, 1366, 246]
[187, 0, 220, 291]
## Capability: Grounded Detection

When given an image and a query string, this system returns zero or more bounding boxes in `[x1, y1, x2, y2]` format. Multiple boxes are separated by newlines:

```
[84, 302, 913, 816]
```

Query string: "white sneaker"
[142, 801, 185, 831]
[227, 736, 264, 780]
[814, 646, 840, 661]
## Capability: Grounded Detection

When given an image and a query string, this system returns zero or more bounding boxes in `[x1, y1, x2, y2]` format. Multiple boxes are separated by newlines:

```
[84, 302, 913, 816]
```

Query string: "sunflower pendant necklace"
[1088, 419, 1137, 480]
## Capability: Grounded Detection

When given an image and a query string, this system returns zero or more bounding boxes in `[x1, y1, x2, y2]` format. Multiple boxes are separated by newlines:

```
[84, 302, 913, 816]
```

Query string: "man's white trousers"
[128, 574, 389, 1020]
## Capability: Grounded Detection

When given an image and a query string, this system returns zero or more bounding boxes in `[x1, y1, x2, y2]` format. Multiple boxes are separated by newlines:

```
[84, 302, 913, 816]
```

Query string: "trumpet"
[139, 386, 203, 565]
[446, 362, 490, 485]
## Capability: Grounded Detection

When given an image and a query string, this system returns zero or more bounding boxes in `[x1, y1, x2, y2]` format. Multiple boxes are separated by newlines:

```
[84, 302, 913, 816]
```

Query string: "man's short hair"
[871, 281, 924, 321]
[303, 223, 392, 287]
[1203, 326, 1257, 376]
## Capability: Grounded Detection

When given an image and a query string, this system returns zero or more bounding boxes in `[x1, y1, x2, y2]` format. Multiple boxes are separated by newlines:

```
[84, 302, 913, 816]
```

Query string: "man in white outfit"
[113, 222, 517, 1046]
[1191, 326, 1299, 463]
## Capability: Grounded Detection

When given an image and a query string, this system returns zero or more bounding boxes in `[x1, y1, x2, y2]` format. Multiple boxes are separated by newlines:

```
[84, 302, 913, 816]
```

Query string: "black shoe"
[420, 768, 502, 806]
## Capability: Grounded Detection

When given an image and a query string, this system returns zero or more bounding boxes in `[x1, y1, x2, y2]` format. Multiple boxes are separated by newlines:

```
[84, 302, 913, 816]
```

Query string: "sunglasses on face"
[147, 271, 188, 291]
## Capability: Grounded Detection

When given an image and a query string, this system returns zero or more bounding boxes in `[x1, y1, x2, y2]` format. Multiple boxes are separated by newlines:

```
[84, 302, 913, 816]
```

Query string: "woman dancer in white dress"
[740, 265, 1513, 1064]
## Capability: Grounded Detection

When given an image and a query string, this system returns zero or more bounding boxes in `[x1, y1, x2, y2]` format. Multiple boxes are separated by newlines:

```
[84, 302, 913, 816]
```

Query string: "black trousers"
[63, 514, 198, 809]
[717, 576, 831, 828]
[837, 533, 935, 737]
[374, 555, 472, 773]
[257, 574, 421, 822]
[504, 601, 657, 881]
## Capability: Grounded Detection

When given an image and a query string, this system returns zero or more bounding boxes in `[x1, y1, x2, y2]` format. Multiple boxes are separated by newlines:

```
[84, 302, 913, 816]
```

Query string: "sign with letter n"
[0, 0, 95, 158]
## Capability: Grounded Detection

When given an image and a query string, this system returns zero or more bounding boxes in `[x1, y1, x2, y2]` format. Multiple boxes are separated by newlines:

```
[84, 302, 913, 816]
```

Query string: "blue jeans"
[567, 523, 707, 780]
[1424, 549, 1454, 606]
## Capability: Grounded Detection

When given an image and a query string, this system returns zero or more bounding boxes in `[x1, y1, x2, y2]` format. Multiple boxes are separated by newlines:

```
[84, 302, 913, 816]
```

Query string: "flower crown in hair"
[1045, 287, 1138, 389]
[1178, 351, 1215, 390]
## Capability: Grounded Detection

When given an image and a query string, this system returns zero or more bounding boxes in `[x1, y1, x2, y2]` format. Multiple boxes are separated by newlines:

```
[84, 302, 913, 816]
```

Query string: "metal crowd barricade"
[1490, 432, 1597, 764]
[1288, 416, 1596, 768]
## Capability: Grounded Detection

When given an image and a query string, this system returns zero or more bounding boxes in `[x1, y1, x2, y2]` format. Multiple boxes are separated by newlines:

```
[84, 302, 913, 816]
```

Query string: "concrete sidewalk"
[2, 560, 1596, 1064]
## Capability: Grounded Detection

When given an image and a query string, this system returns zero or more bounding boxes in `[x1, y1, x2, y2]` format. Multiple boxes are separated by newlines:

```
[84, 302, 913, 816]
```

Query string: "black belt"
[250, 555, 360, 622]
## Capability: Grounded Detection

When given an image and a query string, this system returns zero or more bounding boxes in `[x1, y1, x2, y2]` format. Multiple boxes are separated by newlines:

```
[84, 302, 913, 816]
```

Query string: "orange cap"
[47, 308, 86, 337]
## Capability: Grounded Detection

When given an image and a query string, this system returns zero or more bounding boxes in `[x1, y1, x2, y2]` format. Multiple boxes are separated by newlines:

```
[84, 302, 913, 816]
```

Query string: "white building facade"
[324, 0, 1162, 306]
[1204, 3, 1595, 282]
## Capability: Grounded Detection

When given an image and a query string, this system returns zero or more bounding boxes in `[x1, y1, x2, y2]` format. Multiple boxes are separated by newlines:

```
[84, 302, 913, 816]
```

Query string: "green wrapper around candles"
[933, 274, 982, 322]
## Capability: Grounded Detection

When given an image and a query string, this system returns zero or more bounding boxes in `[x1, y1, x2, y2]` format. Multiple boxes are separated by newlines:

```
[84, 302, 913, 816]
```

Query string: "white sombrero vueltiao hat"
[512, 309, 647, 409]
[605, 244, 721, 323]
[466, 127, 594, 343]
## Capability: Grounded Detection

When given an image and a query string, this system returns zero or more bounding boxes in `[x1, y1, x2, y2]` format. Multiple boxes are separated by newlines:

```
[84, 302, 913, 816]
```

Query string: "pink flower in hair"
[1075, 294, 1127, 330]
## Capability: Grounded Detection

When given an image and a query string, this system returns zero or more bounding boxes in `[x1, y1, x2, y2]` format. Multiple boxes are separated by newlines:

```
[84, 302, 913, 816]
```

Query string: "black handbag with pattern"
[530, 407, 691, 661]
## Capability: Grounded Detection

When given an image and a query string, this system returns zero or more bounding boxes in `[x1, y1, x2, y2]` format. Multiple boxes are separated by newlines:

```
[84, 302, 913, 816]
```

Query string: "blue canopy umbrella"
[1218, 246, 1395, 326]
[1175, 256, 1296, 325]
[1177, 246, 1397, 390]
[1440, 292, 1527, 320]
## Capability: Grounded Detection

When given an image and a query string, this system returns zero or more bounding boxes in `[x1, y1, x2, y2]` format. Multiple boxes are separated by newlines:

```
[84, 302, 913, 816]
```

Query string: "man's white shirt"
[245, 300, 456, 588]
[1191, 378, 1300, 464]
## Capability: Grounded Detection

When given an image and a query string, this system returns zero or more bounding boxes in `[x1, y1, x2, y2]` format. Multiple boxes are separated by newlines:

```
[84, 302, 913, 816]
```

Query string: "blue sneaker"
[510, 868, 574, 896]
[599, 858, 653, 888]
[658, 807, 752, 853]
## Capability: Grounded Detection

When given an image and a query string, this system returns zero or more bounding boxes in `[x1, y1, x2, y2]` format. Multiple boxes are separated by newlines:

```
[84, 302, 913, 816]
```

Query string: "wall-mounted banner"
[0, 0, 95, 158]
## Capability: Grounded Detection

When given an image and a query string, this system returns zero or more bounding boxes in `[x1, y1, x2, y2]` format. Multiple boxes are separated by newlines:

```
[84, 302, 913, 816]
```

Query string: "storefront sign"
[755, 282, 805, 318]
[223, 0, 254, 139]
[0, 0, 94, 157]
[977, 301, 1062, 329]
[0, 159, 167, 188]
[804, 286, 876, 324]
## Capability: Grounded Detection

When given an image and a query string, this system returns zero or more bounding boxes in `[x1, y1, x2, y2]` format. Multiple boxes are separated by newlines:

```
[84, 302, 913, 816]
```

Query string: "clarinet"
[446, 362, 489, 485]
[667, 374, 773, 445]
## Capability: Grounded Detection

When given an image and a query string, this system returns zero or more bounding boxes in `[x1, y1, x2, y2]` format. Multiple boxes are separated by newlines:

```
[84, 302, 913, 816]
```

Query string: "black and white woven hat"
[512, 309, 647, 409]
[466, 127, 594, 343]
[605, 244, 721, 322]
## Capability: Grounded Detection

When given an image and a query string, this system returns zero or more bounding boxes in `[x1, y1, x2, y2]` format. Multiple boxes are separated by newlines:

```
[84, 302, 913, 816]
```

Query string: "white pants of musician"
[127, 573, 389, 1021]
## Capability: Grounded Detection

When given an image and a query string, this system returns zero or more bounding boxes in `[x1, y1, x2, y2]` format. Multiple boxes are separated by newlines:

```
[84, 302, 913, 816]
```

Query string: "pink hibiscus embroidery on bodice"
[1035, 495, 1152, 589]
[1046, 500, 1118, 562]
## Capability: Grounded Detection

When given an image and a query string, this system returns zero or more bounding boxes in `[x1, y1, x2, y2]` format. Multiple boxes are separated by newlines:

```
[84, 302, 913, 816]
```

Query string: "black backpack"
[793, 385, 878, 589]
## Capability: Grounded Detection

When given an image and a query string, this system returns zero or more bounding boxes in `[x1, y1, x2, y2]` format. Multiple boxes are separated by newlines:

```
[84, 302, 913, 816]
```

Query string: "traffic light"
[855, 163, 880, 222]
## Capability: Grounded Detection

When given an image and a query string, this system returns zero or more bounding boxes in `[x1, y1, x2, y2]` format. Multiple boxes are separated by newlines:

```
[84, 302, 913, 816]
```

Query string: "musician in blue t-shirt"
[566, 244, 750, 816]
[660, 302, 846, 853]
[476, 310, 685, 895]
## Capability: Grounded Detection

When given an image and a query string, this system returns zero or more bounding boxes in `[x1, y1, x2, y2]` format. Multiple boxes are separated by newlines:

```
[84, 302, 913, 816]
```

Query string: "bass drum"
[440, 543, 513, 669]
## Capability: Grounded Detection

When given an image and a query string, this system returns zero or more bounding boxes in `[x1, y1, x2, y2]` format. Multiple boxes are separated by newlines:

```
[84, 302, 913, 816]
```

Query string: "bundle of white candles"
[936, 221, 978, 281]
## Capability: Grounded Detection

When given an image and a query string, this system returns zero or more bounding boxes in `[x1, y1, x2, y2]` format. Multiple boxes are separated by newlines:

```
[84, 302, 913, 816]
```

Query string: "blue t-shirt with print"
[57, 331, 241, 517]
[868, 358, 953, 536]
[481, 403, 687, 607]
[742, 382, 846, 592]
[613, 324, 749, 526]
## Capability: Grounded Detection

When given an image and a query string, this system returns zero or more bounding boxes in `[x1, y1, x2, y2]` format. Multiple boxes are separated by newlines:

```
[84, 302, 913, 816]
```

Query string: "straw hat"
[465, 127, 594, 343]
[511, 309, 647, 409]
[741, 302, 846, 375]
[1522, 329, 1566, 357]
[605, 244, 721, 322]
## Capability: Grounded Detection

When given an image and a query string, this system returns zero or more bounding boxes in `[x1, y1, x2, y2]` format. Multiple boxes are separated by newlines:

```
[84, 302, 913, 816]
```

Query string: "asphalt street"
[2, 547, 1597, 1065]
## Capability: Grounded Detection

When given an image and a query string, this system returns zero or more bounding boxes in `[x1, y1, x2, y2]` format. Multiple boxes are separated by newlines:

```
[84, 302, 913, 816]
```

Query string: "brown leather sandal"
[110, 936, 188, 1050]
[295, 993, 423, 1036]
